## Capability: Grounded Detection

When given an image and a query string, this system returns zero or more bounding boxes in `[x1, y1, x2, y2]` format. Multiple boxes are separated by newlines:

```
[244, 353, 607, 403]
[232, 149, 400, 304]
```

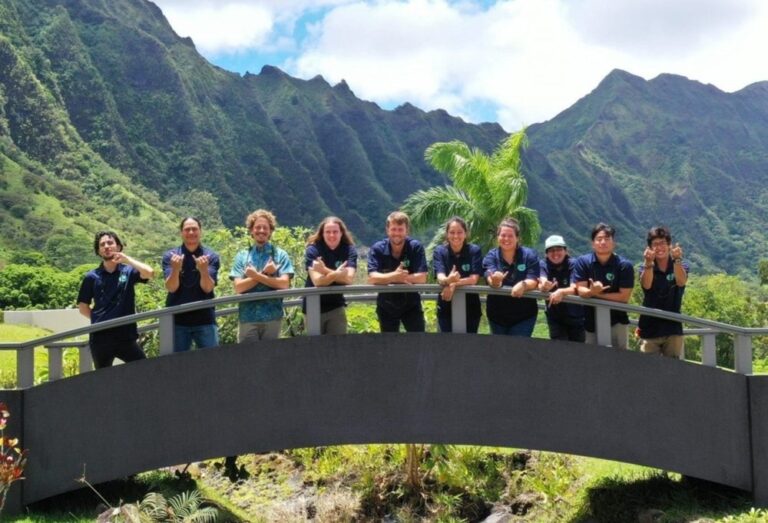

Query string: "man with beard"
[77, 231, 155, 368]
[230, 209, 294, 343]
[367, 211, 428, 332]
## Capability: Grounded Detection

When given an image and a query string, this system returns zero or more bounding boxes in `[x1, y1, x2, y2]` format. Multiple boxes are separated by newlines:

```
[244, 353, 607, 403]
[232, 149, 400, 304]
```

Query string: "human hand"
[549, 288, 565, 305]
[447, 265, 461, 284]
[170, 253, 184, 271]
[262, 257, 277, 275]
[671, 243, 683, 261]
[441, 283, 455, 302]
[539, 278, 557, 292]
[589, 278, 607, 296]
[310, 257, 328, 273]
[643, 247, 655, 264]
[194, 255, 209, 272]
[245, 264, 260, 279]
[489, 271, 507, 288]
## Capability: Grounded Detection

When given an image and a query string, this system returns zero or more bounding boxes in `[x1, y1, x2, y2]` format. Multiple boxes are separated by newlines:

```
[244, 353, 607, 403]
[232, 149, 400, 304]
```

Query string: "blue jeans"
[489, 316, 537, 337]
[174, 324, 219, 352]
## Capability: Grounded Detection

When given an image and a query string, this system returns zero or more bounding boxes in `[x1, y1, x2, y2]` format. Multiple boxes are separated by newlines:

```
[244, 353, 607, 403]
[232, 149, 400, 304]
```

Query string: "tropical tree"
[402, 130, 540, 251]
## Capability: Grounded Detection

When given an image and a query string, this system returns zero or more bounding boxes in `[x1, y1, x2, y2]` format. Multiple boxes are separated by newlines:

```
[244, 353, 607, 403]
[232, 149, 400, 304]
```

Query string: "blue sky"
[152, 0, 768, 131]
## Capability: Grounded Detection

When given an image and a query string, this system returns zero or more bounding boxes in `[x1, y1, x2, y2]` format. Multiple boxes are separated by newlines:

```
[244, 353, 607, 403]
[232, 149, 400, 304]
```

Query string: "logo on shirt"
[606, 273, 615, 281]
[335, 261, 342, 268]
[402, 259, 411, 268]
[119, 274, 128, 284]
[666, 274, 675, 281]
[560, 278, 569, 287]
[462, 263, 470, 272]
[517, 264, 526, 272]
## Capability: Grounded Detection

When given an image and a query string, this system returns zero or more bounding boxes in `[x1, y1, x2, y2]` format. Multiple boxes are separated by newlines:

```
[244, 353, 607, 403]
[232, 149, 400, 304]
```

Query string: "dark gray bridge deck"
[3, 332, 768, 512]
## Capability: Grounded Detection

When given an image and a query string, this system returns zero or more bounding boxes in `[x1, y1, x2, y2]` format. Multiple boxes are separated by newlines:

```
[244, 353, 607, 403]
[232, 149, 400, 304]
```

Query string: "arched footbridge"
[1, 286, 767, 514]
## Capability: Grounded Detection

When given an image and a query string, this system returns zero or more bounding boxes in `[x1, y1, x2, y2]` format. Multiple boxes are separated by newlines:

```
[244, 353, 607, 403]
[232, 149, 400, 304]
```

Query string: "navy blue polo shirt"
[540, 256, 584, 325]
[432, 243, 483, 320]
[77, 264, 148, 343]
[304, 242, 358, 313]
[482, 246, 540, 327]
[162, 244, 220, 326]
[638, 258, 689, 338]
[573, 252, 635, 331]
[367, 237, 428, 316]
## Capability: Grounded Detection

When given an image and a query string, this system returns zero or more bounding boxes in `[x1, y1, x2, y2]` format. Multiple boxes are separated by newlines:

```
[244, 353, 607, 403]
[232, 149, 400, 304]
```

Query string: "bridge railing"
[2, 285, 766, 388]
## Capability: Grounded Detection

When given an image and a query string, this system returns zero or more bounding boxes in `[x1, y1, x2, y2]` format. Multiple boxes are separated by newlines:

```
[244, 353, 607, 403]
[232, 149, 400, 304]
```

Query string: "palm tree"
[402, 130, 540, 251]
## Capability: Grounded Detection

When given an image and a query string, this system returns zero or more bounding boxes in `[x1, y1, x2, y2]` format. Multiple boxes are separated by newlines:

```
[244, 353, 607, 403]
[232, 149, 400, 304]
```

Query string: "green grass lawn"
[0, 323, 56, 387]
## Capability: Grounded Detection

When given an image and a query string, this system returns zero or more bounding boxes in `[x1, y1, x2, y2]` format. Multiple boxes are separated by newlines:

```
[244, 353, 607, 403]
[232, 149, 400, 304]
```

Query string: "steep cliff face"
[527, 70, 768, 274]
[1, 0, 767, 274]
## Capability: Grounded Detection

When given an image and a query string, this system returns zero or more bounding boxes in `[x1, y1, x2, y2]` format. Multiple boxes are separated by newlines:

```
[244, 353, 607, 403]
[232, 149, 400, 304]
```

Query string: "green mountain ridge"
[526, 69, 768, 275]
[1, 0, 767, 276]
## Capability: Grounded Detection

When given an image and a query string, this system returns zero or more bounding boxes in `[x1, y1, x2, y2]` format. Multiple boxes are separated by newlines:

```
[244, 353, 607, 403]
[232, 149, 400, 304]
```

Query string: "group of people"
[76, 210, 689, 369]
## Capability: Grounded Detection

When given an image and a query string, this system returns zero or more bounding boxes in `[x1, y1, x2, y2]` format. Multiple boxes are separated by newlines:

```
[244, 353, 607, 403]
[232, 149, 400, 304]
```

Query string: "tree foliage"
[403, 130, 540, 251]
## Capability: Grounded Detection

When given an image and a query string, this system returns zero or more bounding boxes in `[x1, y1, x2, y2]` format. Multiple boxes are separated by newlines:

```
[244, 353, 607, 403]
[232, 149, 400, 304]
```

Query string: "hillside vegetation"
[1, 0, 768, 277]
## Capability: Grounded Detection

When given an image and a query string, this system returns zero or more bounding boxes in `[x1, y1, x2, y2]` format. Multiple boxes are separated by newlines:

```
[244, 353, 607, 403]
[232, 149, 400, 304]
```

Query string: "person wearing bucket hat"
[482, 218, 540, 336]
[538, 234, 585, 342]
[573, 223, 635, 349]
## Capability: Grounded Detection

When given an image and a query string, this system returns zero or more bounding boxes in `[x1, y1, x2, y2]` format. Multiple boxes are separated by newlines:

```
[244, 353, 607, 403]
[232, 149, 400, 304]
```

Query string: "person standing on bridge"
[432, 217, 483, 333]
[77, 231, 155, 368]
[637, 226, 689, 358]
[367, 211, 428, 332]
[162, 217, 221, 352]
[574, 223, 635, 349]
[538, 234, 585, 342]
[230, 209, 294, 343]
[303, 216, 358, 334]
[483, 218, 540, 336]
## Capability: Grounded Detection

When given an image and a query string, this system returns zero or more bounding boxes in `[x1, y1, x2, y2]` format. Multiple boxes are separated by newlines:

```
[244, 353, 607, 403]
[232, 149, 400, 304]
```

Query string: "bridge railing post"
[158, 313, 174, 356]
[80, 344, 93, 374]
[451, 290, 467, 334]
[734, 334, 753, 375]
[595, 305, 612, 346]
[701, 333, 717, 367]
[306, 294, 321, 336]
[47, 346, 64, 382]
[17, 344, 35, 389]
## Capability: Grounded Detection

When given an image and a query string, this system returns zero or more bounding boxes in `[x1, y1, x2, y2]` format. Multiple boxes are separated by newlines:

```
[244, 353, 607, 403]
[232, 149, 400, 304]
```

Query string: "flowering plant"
[0, 402, 27, 515]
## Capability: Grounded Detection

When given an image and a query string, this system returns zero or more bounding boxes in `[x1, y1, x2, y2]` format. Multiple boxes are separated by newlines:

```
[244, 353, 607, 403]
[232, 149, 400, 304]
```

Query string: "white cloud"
[151, 0, 768, 130]
[158, 2, 275, 54]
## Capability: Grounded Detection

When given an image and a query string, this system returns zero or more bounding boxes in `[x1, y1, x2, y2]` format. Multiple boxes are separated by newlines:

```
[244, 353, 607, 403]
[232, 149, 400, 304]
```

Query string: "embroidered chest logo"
[605, 273, 615, 282]
[401, 259, 411, 268]
[666, 273, 675, 282]
[462, 263, 471, 272]
[516, 264, 526, 272]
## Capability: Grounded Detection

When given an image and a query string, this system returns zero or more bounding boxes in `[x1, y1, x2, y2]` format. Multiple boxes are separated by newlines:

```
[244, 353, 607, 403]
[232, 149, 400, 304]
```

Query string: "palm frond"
[424, 141, 473, 177]
[492, 129, 528, 172]
[510, 207, 541, 246]
[401, 186, 474, 233]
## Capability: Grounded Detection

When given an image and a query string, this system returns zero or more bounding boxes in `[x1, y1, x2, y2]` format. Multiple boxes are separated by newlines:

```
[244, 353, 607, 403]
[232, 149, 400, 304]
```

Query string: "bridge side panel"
[749, 376, 768, 506]
[22, 334, 751, 504]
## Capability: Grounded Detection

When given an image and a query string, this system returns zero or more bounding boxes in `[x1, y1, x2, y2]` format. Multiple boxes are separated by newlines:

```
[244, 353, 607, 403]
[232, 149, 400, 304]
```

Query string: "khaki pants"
[320, 307, 348, 335]
[238, 320, 282, 343]
[640, 335, 684, 358]
[585, 323, 629, 349]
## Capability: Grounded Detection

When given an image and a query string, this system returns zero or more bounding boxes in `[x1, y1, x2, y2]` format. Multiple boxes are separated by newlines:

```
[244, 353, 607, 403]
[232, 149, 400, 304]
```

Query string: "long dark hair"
[307, 216, 355, 247]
